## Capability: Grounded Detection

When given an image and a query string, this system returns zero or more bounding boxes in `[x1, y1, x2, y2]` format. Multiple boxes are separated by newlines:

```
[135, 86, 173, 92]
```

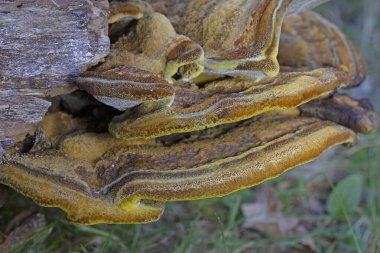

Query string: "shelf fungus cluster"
[0, 0, 379, 224]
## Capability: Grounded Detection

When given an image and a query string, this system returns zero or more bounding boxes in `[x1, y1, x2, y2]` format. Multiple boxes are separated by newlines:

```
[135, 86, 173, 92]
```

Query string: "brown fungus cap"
[146, 0, 334, 80]
[278, 12, 366, 87]
[108, 0, 153, 24]
[77, 67, 174, 111]
[107, 12, 367, 139]
[0, 0, 378, 225]
[0, 112, 357, 224]
[100, 12, 205, 82]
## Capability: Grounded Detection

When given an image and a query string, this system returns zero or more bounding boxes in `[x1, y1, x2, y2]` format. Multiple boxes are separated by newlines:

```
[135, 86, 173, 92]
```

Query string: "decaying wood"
[300, 95, 380, 133]
[0, 0, 110, 149]
[0, 95, 50, 150]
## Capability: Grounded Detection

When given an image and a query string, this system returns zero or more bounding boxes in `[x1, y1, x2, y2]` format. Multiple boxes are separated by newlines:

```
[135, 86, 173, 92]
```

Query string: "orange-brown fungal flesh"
[164, 40, 205, 82]
[278, 12, 366, 87]
[109, 68, 348, 139]
[197, 0, 286, 79]
[100, 12, 204, 82]
[77, 67, 174, 110]
[145, 0, 332, 80]
[112, 116, 356, 203]
[106, 11, 366, 139]
[108, 0, 153, 24]
[153, 0, 289, 79]
[110, 0, 332, 81]
[0, 114, 356, 224]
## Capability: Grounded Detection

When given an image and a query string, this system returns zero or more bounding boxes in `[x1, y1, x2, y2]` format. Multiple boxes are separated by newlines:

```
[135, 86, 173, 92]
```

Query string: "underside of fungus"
[0, 0, 379, 224]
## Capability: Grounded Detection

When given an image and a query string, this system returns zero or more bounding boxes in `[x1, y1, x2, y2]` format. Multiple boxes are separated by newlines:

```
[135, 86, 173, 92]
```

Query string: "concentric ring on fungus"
[0, 0, 379, 224]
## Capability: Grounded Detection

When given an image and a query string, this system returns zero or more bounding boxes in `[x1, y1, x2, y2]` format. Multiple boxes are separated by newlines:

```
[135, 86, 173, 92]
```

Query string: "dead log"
[0, 0, 110, 150]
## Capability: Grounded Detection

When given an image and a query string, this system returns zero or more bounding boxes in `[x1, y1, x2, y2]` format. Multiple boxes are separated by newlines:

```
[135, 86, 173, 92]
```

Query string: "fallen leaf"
[242, 185, 300, 237]
[327, 174, 364, 218]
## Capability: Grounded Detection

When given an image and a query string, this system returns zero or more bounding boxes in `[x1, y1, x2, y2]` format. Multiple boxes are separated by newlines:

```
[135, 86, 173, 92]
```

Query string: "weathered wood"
[0, 95, 50, 147]
[0, 0, 110, 149]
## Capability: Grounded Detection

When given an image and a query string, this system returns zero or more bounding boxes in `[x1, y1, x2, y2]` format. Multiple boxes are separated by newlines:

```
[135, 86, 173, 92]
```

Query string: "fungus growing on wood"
[0, 0, 378, 224]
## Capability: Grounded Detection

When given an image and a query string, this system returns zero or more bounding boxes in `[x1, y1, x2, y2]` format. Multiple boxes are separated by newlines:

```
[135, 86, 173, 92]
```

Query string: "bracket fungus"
[0, 0, 379, 224]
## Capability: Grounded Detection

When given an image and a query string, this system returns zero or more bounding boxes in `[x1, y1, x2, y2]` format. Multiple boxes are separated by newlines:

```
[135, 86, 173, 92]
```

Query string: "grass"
[2, 0, 380, 252]
[325, 175, 363, 253]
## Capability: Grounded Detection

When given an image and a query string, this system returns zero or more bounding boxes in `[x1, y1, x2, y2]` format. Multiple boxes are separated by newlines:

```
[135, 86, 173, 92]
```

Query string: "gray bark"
[0, 0, 110, 151]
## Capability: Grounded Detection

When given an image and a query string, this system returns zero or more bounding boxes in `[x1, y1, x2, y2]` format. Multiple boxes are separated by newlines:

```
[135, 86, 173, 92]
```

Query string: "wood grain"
[0, 0, 110, 148]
